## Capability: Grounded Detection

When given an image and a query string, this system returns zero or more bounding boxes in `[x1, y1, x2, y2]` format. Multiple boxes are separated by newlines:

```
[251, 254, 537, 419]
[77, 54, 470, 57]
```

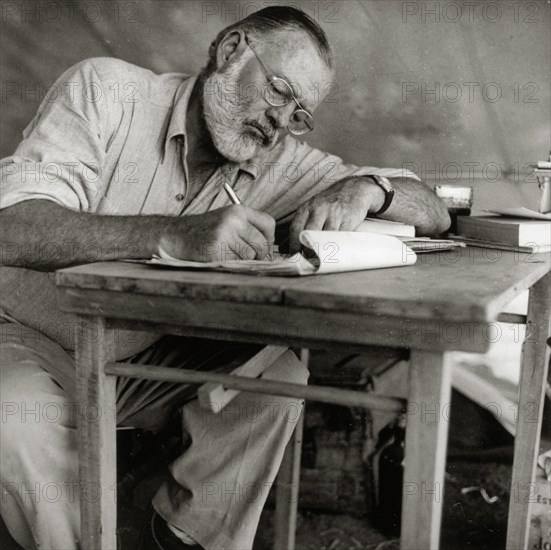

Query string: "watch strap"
[369, 176, 395, 215]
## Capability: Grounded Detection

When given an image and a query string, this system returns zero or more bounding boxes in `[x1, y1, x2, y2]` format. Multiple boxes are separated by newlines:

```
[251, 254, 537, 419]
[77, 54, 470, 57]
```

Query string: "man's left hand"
[288, 177, 384, 253]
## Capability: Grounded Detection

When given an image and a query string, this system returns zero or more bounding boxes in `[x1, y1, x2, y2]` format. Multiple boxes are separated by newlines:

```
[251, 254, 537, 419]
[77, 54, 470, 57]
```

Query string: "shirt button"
[175, 193, 185, 201]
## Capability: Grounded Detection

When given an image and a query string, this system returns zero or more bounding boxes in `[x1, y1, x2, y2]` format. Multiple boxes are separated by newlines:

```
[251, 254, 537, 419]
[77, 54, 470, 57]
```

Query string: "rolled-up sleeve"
[0, 59, 109, 212]
[256, 137, 420, 221]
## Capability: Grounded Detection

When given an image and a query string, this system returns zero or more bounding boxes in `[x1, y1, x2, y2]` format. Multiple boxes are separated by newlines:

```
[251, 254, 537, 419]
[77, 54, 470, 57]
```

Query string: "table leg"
[401, 350, 452, 550]
[506, 273, 551, 550]
[76, 316, 117, 550]
[274, 349, 308, 550]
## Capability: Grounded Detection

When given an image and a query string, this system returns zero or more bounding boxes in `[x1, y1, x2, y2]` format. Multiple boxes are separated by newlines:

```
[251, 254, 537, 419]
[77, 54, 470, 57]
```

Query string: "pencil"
[222, 182, 273, 261]
[222, 182, 242, 205]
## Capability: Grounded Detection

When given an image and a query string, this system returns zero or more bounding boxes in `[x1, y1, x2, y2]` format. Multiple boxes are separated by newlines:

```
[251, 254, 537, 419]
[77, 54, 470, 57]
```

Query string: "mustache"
[246, 119, 278, 144]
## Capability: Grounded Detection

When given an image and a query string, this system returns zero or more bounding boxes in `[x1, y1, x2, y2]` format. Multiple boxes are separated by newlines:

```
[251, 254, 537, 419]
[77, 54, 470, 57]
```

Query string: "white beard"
[202, 54, 279, 163]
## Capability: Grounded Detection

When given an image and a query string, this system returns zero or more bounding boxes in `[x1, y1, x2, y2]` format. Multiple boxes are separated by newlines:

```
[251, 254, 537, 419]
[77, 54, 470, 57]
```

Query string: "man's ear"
[215, 30, 247, 70]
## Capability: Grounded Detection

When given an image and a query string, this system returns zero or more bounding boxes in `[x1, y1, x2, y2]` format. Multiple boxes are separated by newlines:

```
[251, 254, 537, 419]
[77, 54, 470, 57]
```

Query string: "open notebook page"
[149, 231, 417, 276]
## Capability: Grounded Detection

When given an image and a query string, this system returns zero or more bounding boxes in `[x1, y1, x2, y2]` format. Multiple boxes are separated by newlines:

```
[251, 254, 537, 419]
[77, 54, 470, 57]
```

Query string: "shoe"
[139, 509, 203, 550]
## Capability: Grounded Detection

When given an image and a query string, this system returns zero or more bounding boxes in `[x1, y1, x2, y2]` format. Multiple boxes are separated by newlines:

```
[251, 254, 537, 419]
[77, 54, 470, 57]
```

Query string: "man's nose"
[266, 103, 296, 130]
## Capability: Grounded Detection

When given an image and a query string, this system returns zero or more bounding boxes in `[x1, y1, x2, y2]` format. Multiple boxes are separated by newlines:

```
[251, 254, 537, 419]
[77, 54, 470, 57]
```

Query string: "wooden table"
[56, 247, 551, 550]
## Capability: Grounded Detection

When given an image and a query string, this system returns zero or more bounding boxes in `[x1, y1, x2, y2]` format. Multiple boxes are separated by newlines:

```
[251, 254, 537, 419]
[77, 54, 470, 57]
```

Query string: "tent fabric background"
[1, 0, 550, 211]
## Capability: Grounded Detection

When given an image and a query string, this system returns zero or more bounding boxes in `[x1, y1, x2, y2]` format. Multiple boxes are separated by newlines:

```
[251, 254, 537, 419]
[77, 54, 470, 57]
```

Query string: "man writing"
[0, 6, 449, 550]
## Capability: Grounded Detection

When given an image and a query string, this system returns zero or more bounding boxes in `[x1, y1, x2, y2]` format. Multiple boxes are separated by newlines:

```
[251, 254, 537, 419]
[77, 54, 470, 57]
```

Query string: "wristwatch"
[368, 175, 395, 215]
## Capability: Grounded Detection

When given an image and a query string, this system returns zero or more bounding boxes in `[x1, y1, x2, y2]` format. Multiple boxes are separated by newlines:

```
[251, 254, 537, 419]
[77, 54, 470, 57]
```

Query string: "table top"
[56, 247, 550, 324]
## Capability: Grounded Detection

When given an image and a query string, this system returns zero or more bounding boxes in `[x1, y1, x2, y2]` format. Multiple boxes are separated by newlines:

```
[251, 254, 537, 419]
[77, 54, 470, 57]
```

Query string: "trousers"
[0, 322, 308, 550]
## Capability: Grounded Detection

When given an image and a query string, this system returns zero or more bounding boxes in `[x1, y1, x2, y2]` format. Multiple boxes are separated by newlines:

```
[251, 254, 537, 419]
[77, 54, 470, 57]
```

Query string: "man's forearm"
[0, 200, 172, 271]
[365, 176, 451, 236]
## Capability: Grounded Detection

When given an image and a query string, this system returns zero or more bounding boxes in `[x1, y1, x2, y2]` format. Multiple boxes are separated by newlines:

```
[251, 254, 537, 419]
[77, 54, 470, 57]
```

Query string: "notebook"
[149, 231, 418, 276]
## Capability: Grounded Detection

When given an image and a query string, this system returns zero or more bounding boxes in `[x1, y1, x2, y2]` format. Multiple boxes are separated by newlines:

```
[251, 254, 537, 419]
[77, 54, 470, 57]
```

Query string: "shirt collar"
[165, 75, 262, 181]
[164, 75, 197, 152]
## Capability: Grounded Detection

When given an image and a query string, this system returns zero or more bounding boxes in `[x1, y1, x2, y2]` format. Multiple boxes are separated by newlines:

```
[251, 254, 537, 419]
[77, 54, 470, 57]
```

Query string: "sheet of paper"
[484, 207, 551, 220]
[397, 237, 467, 253]
[149, 251, 316, 276]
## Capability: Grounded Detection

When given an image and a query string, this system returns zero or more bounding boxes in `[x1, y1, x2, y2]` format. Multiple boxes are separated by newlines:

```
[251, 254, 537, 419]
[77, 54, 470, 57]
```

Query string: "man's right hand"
[159, 205, 275, 262]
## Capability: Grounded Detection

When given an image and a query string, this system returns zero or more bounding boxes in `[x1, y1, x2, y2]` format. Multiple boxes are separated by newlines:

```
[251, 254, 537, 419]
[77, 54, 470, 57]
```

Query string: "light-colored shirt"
[0, 57, 418, 358]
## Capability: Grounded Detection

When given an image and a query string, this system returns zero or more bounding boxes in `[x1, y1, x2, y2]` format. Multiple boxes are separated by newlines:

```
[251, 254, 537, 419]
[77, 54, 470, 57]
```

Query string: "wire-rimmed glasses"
[245, 34, 315, 136]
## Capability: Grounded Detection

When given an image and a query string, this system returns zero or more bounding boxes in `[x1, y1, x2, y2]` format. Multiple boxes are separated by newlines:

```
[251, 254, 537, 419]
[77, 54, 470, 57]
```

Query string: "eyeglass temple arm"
[244, 34, 275, 80]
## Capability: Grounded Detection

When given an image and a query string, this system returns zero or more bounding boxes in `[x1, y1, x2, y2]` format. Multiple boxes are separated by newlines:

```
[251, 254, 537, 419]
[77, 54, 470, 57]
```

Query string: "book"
[149, 231, 417, 276]
[456, 216, 551, 248]
[357, 218, 416, 237]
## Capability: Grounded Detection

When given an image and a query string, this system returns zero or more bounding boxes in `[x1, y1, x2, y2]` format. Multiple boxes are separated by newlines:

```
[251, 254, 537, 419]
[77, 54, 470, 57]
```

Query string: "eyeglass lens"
[264, 78, 313, 135]
[265, 78, 294, 106]
[289, 110, 314, 135]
